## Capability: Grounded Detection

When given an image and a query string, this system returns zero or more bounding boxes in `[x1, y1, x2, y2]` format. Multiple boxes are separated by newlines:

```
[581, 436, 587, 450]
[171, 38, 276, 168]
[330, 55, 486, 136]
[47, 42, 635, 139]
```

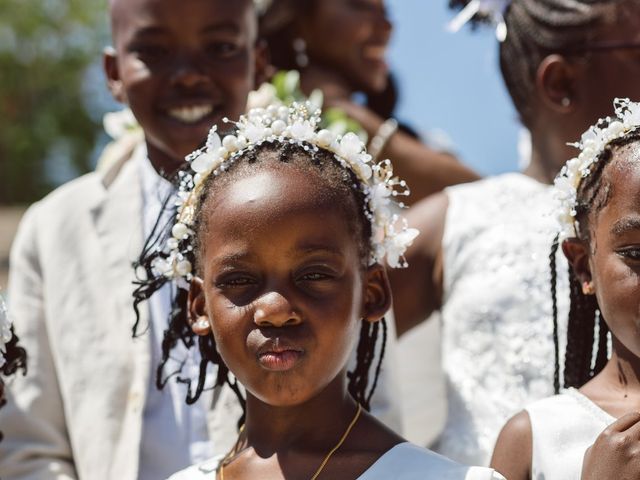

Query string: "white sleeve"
[0, 205, 76, 479]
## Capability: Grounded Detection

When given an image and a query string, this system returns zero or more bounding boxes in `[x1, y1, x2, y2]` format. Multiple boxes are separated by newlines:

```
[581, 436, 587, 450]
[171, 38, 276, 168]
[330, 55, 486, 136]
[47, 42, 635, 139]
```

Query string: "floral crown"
[448, 0, 512, 42]
[153, 103, 419, 281]
[554, 98, 640, 239]
[0, 294, 14, 369]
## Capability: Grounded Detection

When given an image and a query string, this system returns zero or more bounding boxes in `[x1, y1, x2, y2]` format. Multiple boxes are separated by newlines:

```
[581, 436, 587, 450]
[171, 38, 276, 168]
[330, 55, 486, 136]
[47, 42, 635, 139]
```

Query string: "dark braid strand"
[549, 233, 561, 394]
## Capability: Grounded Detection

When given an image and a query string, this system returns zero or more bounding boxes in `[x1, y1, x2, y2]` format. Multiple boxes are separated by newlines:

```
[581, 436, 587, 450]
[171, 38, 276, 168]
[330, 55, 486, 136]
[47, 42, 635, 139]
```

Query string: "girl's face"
[298, 0, 392, 94]
[190, 163, 390, 406]
[567, 144, 640, 356]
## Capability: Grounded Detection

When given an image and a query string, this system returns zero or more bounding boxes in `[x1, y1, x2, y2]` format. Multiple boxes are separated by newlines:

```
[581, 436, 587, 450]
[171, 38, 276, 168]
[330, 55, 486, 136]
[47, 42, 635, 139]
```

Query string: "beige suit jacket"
[0, 153, 240, 480]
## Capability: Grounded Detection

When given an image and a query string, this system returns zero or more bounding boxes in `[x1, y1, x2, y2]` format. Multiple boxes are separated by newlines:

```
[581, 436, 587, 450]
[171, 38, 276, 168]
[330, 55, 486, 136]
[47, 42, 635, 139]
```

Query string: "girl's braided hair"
[133, 139, 389, 422]
[449, 0, 624, 127]
[550, 130, 640, 392]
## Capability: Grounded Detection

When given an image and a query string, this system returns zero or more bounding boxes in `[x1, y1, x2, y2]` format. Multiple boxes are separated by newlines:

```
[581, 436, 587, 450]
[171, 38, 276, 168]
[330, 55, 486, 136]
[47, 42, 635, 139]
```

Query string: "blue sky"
[387, 0, 522, 175]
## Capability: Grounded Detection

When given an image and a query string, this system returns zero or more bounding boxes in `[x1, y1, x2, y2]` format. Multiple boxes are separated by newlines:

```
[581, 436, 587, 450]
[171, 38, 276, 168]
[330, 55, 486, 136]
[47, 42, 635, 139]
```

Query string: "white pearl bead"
[172, 223, 188, 239]
[175, 260, 192, 277]
[317, 129, 334, 147]
[272, 120, 286, 135]
[222, 135, 239, 151]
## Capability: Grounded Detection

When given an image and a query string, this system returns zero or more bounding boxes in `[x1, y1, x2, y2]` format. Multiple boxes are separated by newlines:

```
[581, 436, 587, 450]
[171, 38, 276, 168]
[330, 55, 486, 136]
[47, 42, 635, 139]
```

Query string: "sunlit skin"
[104, 0, 266, 175]
[490, 144, 640, 479]
[574, 146, 640, 415]
[188, 163, 402, 479]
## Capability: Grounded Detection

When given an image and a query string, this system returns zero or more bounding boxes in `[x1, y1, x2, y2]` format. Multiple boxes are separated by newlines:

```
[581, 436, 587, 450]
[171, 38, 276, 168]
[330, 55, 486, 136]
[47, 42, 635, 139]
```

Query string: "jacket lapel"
[85, 155, 152, 479]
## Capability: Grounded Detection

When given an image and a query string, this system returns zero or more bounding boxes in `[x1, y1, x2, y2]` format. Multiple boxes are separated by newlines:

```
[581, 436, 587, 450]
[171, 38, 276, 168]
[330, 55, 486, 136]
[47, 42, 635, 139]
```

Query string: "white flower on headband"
[0, 294, 13, 369]
[554, 98, 640, 239]
[448, 0, 512, 42]
[156, 103, 419, 280]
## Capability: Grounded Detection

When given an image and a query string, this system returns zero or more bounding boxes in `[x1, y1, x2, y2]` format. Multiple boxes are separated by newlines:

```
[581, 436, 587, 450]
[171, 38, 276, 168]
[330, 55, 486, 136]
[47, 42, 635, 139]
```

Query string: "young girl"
[390, 0, 640, 465]
[133, 103, 504, 479]
[491, 98, 640, 479]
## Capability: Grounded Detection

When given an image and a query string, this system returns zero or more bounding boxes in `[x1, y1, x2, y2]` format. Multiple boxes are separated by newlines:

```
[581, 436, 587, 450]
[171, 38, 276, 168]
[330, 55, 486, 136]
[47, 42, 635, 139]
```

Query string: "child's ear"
[103, 46, 126, 104]
[562, 238, 594, 291]
[536, 54, 577, 114]
[361, 264, 392, 323]
[188, 277, 212, 336]
[253, 38, 272, 88]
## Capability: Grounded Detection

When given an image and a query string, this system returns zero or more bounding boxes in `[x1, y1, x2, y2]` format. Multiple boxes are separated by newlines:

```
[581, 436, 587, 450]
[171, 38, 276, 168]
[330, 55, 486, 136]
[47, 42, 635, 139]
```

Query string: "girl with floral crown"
[492, 98, 640, 479]
[389, 0, 640, 466]
[133, 103, 504, 479]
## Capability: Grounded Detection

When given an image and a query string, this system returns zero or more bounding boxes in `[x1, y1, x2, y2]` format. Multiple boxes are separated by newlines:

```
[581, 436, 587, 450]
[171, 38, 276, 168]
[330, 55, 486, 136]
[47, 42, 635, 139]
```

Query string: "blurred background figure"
[259, 0, 480, 203]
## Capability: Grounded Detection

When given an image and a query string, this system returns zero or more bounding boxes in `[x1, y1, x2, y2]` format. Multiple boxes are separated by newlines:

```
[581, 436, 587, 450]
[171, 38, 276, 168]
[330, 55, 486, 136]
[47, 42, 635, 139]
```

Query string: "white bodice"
[167, 442, 506, 479]
[436, 173, 569, 465]
[526, 389, 614, 480]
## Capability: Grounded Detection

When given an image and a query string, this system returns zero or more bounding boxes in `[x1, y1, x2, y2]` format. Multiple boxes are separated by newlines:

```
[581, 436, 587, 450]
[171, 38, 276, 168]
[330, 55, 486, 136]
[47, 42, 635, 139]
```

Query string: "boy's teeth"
[168, 105, 213, 123]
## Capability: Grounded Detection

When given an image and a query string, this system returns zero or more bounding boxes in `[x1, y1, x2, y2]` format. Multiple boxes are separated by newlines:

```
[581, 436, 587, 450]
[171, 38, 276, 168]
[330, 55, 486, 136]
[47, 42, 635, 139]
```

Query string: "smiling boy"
[0, 1, 265, 479]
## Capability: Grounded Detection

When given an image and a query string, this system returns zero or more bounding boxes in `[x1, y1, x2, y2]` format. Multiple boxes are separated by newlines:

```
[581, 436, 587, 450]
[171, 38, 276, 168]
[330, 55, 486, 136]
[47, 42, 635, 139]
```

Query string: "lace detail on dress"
[436, 174, 570, 465]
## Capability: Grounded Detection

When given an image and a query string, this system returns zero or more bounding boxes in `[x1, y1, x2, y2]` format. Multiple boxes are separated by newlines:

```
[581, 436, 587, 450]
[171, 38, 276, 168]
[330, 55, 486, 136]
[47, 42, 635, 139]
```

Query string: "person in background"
[389, 0, 640, 465]
[259, 0, 480, 203]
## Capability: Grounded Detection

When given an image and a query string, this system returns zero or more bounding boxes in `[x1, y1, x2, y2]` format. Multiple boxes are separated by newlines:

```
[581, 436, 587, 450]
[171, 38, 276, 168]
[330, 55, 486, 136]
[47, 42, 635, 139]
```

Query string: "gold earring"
[582, 281, 595, 295]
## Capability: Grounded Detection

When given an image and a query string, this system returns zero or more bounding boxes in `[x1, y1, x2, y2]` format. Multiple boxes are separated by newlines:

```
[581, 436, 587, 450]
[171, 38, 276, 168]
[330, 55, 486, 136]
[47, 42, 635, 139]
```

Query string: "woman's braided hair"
[449, 0, 624, 126]
[133, 140, 389, 422]
[549, 130, 640, 392]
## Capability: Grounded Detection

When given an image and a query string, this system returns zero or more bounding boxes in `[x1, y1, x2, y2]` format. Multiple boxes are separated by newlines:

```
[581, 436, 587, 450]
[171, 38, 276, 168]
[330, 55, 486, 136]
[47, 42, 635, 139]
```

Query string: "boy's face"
[105, 0, 262, 166]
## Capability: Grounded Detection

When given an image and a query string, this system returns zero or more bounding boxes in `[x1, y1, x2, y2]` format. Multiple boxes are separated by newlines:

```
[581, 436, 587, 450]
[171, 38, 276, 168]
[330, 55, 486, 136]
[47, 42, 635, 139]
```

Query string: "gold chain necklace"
[219, 404, 363, 480]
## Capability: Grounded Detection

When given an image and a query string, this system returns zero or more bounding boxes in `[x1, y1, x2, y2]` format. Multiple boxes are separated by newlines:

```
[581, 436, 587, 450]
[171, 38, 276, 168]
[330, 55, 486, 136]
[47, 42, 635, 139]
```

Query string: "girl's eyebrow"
[610, 216, 640, 236]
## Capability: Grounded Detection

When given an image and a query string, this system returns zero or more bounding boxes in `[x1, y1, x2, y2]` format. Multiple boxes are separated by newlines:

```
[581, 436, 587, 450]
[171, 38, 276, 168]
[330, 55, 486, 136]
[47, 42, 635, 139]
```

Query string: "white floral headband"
[448, 0, 512, 42]
[153, 103, 419, 281]
[554, 98, 640, 239]
[0, 294, 14, 369]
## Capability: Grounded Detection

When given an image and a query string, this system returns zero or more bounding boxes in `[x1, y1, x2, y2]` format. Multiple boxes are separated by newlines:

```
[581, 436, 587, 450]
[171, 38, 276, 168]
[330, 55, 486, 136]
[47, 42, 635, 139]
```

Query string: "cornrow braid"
[133, 140, 388, 421]
[449, 0, 624, 126]
[555, 130, 640, 389]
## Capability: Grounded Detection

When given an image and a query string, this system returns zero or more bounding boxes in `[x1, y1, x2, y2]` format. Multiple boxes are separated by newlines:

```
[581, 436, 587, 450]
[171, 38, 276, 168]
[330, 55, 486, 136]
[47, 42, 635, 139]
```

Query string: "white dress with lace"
[436, 173, 569, 465]
[166, 442, 506, 479]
